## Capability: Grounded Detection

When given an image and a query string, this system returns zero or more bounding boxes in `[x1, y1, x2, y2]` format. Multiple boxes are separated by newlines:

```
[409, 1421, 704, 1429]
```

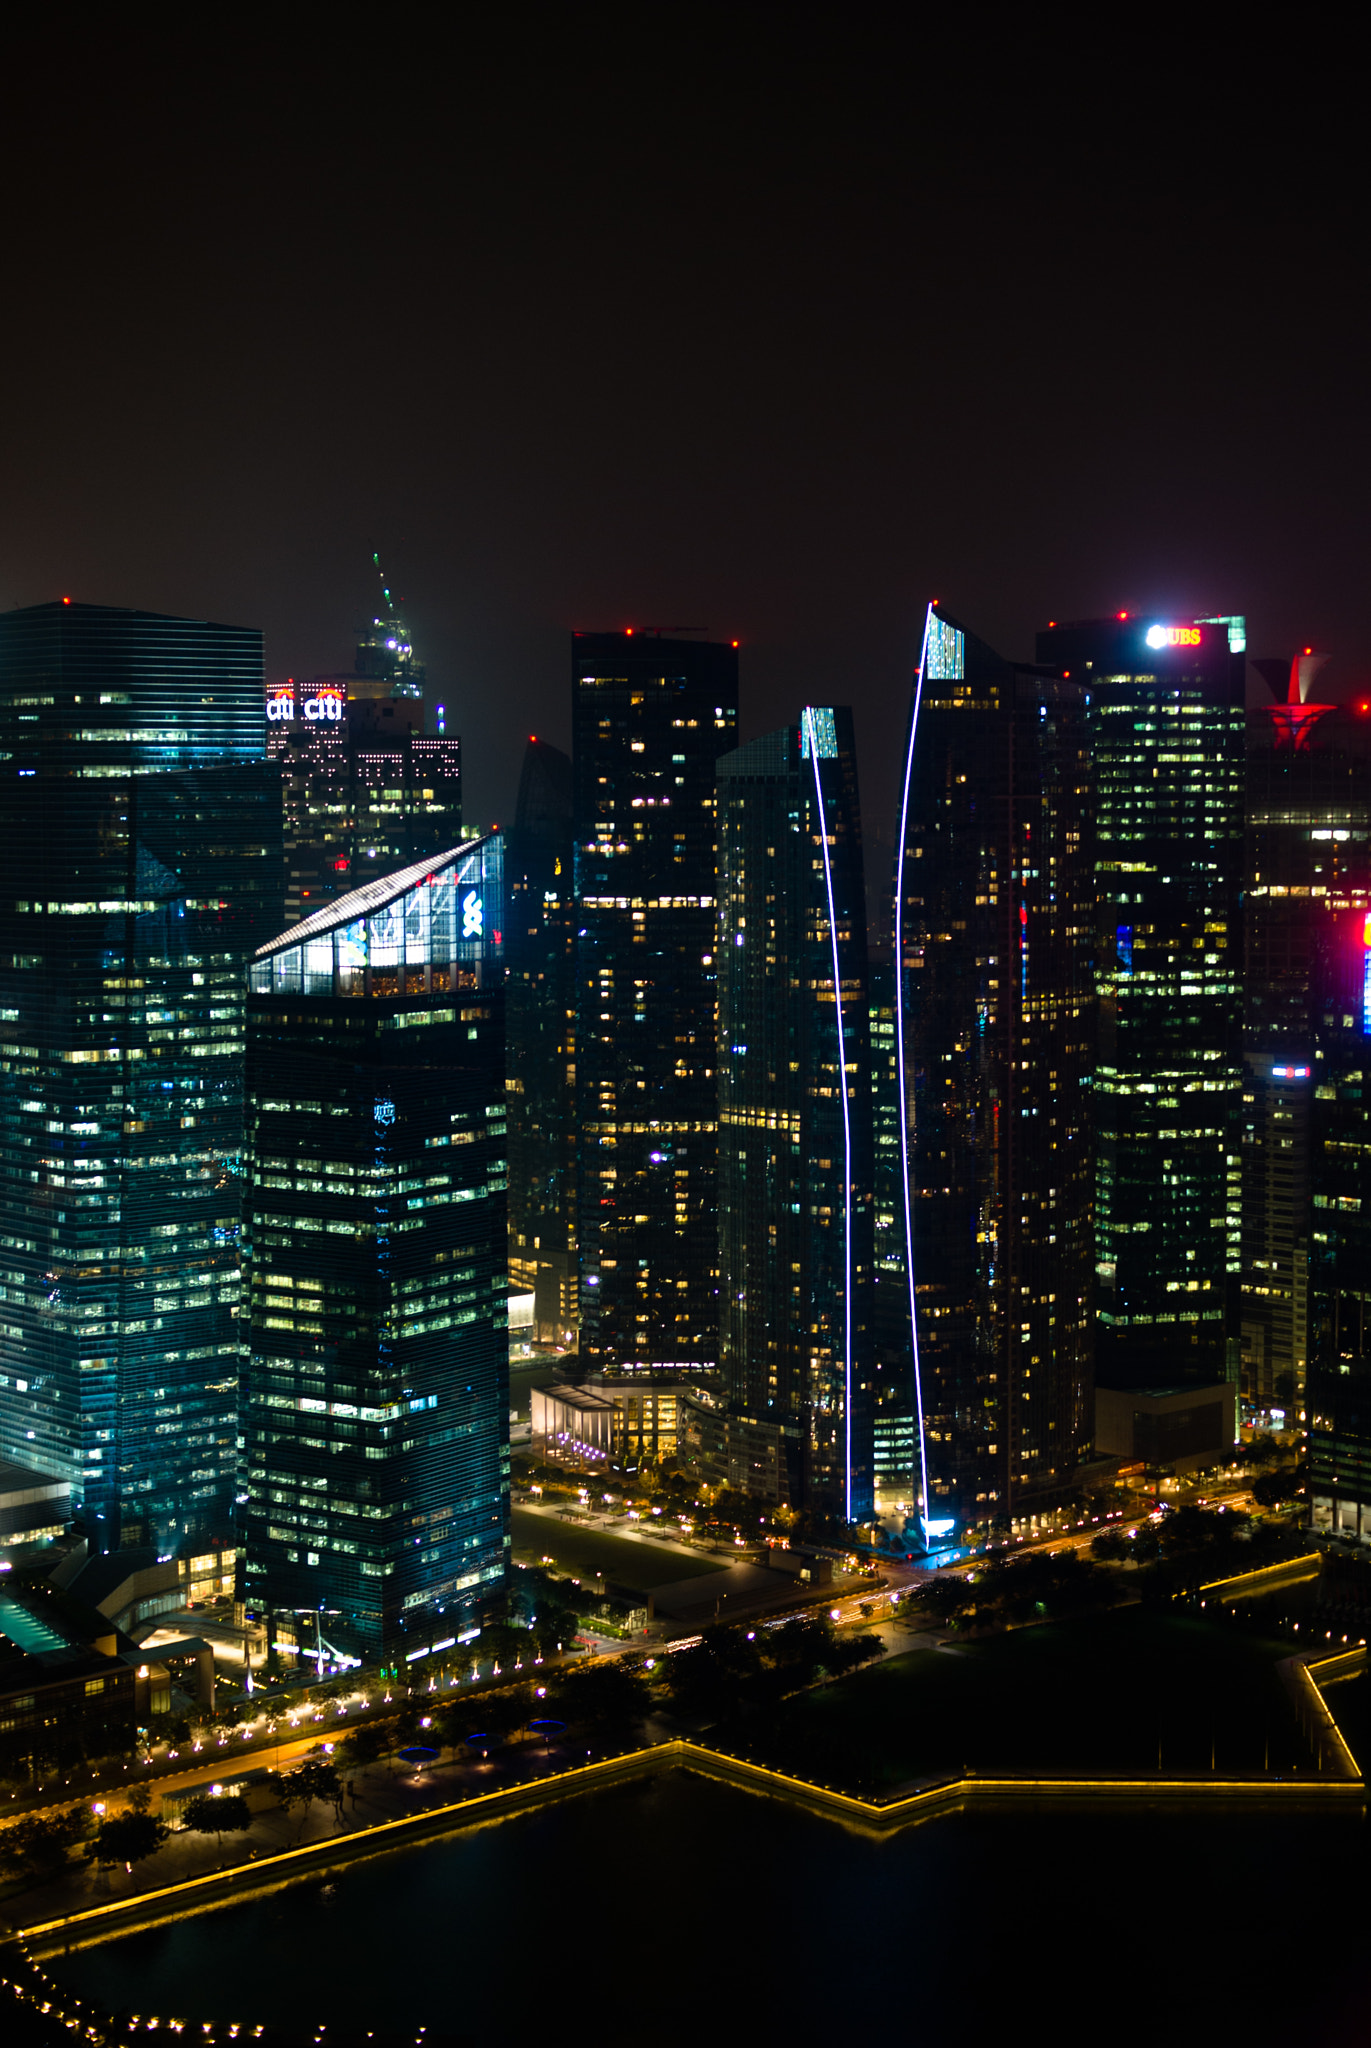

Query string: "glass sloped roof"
[249, 834, 502, 994]
[255, 835, 496, 957]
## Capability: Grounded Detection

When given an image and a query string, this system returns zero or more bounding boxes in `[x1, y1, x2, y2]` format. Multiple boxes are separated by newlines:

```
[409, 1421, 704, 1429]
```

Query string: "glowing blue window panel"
[926, 618, 965, 681]
[800, 707, 839, 759]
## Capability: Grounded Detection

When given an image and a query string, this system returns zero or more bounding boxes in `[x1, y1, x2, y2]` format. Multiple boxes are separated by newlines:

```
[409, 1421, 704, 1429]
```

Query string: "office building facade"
[266, 688, 461, 929]
[505, 736, 577, 1339]
[572, 632, 738, 1374]
[868, 958, 913, 1500]
[265, 574, 459, 926]
[897, 605, 1094, 1537]
[1242, 694, 1371, 1411]
[1036, 613, 1246, 1402]
[243, 837, 508, 1657]
[716, 709, 876, 1521]
[0, 600, 280, 1553]
[1308, 904, 1371, 1542]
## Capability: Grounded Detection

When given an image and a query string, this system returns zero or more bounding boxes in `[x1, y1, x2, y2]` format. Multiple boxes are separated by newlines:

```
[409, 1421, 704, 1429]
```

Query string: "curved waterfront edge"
[12, 1722, 1364, 1959]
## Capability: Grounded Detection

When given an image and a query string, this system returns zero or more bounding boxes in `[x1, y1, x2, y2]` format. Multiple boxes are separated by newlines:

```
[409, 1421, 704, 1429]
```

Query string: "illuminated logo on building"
[461, 889, 484, 939]
[302, 688, 345, 723]
[265, 687, 295, 723]
[374, 1099, 396, 1125]
[1145, 624, 1202, 649]
[1364, 911, 1371, 1037]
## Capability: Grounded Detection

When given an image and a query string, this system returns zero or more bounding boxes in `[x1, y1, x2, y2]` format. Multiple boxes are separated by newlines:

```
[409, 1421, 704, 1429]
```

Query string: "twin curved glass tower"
[895, 603, 1095, 1542]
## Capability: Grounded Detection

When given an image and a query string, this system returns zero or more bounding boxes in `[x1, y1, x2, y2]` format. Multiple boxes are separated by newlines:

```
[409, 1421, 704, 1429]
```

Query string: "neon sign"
[1364, 911, 1371, 1037]
[461, 889, 484, 939]
[266, 686, 346, 723]
[1145, 624, 1202, 649]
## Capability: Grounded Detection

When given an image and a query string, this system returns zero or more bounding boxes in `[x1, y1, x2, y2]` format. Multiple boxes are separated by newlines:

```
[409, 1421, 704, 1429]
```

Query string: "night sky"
[5, 24, 1368, 845]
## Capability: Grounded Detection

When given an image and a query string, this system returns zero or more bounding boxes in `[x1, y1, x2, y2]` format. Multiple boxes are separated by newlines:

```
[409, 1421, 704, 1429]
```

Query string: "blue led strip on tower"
[804, 706, 855, 1523]
[894, 605, 935, 1546]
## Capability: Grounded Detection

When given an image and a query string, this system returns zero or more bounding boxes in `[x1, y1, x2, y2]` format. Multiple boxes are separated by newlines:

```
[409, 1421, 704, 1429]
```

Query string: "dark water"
[47, 1774, 1371, 2046]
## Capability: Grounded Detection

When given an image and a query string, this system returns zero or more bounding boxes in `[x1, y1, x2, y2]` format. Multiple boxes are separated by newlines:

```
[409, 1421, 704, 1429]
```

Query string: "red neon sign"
[1145, 624, 1202, 649]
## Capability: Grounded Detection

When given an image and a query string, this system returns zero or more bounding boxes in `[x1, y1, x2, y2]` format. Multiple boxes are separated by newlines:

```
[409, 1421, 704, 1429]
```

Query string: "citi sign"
[265, 688, 345, 723]
[1145, 624, 1202, 649]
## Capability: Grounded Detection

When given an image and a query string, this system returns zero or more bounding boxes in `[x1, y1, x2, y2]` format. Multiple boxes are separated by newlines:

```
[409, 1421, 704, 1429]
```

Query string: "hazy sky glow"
[5, 23, 1368, 837]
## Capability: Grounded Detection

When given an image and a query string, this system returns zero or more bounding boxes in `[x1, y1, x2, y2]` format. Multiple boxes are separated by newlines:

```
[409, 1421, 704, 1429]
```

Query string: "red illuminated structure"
[1255, 648, 1334, 751]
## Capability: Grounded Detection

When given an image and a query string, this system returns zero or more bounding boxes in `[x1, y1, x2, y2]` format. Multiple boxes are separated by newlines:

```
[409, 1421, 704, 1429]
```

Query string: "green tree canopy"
[280, 1759, 342, 1812]
[180, 1793, 251, 1842]
[86, 1810, 169, 1870]
[549, 1658, 651, 1735]
[0, 1805, 89, 1877]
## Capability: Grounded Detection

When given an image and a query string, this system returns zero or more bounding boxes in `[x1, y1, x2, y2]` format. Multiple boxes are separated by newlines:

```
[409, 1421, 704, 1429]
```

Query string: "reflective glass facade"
[0, 601, 280, 1552]
[244, 837, 508, 1656]
[717, 711, 875, 1520]
[572, 633, 738, 1373]
[898, 606, 1094, 1536]
[1038, 614, 1245, 1399]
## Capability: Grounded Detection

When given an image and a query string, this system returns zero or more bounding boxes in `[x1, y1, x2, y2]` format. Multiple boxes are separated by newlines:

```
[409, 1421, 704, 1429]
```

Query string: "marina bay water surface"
[45, 1774, 1371, 2045]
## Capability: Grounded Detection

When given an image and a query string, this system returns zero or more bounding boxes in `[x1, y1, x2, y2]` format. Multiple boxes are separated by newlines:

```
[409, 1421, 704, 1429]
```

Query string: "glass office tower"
[243, 837, 508, 1657]
[868, 957, 913, 1501]
[1308, 904, 1371, 1543]
[505, 737, 577, 1339]
[1242, 695, 1371, 1413]
[572, 632, 739, 1374]
[264, 574, 458, 927]
[716, 709, 876, 1521]
[0, 600, 280, 1553]
[897, 605, 1094, 1539]
[1036, 613, 1245, 1402]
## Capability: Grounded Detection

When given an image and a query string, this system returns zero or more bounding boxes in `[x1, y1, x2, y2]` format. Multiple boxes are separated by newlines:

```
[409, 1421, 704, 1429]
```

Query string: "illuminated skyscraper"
[505, 738, 577, 1341]
[572, 632, 738, 1374]
[897, 605, 1094, 1539]
[1242, 691, 1371, 1412]
[0, 600, 281, 1552]
[716, 709, 875, 1521]
[243, 837, 508, 1657]
[1036, 613, 1246, 1404]
[868, 957, 913, 1501]
[1308, 902, 1371, 1544]
[265, 566, 459, 925]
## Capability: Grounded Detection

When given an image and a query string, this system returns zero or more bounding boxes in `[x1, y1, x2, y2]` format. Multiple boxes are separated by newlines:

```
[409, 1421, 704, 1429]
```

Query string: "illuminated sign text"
[1145, 624, 1202, 649]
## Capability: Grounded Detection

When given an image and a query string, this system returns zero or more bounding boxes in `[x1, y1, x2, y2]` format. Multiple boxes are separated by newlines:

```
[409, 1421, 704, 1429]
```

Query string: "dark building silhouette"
[897, 604, 1094, 1539]
[1037, 612, 1246, 1405]
[1242, 692, 1371, 1412]
[716, 709, 876, 1521]
[0, 600, 280, 1553]
[243, 837, 508, 1658]
[572, 632, 738, 1375]
[265, 569, 459, 925]
[1308, 898, 1371, 1545]
[505, 736, 577, 1343]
